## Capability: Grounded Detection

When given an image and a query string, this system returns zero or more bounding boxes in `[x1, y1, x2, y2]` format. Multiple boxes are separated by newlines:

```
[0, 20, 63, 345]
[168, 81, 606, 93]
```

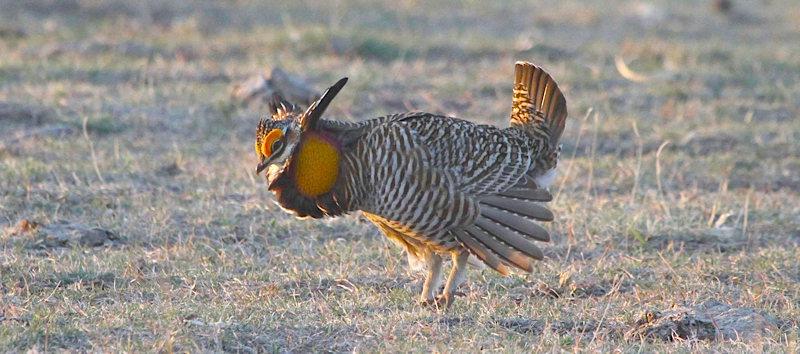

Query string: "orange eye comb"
[261, 129, 283, 156]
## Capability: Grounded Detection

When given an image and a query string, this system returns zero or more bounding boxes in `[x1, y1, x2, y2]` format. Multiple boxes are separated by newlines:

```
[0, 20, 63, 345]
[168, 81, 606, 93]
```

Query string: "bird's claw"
[418, 296, 448, 310]
[419, 291, 465, 310]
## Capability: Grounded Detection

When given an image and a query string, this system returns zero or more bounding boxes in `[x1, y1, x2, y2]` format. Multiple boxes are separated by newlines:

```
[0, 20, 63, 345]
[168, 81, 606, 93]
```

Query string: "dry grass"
[2, 0, 800, 352]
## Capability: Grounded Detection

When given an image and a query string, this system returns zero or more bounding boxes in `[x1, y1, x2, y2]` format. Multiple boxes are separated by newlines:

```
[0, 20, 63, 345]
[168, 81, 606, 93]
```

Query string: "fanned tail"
[510, 62, 568, 144]
[453, 192, 554, 275]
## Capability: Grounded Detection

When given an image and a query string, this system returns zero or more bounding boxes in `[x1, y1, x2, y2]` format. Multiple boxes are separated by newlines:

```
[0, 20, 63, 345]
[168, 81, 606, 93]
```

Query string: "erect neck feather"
[291, 131, 340, 197]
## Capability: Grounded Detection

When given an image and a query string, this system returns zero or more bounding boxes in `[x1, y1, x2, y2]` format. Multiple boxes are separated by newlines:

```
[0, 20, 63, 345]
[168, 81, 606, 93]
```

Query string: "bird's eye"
[261, 129, 283, 156]
[271, 139, 284, 154]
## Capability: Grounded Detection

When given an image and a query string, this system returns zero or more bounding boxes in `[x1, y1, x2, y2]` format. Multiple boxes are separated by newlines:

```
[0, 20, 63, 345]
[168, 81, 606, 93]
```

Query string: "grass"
[2, 0, 800, 352]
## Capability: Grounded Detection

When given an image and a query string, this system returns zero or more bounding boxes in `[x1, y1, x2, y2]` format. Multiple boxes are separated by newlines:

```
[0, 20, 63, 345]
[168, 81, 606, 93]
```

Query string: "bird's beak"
[256, 161, 269, 175]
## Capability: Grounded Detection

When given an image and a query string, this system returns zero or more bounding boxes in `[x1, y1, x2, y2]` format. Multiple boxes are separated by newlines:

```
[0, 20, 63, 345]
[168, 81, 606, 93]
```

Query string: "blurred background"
[1, 0, 799, 352]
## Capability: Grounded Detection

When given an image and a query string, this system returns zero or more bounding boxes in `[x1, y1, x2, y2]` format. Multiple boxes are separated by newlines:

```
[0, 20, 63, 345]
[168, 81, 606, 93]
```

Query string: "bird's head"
[255, 77, 348, 176]
[255, 101, 302, 176]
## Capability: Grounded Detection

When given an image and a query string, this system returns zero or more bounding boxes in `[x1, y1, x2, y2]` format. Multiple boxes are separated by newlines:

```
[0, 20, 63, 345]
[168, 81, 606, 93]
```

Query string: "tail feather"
[462, 225, 532, 273]
[454, 193, 553, 274]
[480, 206, 550, 243]
[450, 62, 565, 276]
[478, 195, 554, 221]
[499, 174, 553, 202]
[452, 229, 510, 276]
[511, 62, 568, 144]
[474, 217, 544, 262]
[497, 187, 553, 202]
[466, 254, 487, 270]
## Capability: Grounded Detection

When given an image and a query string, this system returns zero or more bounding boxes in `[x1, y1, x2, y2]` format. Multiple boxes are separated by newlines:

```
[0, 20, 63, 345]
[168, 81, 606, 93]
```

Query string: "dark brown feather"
[478, 195, 554, 221]
[452, 229, 510, 276]
[479, 207, 550, 243]
[268, 172, 325, 218]
[511, 62, 568, 144]
[300, 78, 348, 132]
[463, 225, 532, 272]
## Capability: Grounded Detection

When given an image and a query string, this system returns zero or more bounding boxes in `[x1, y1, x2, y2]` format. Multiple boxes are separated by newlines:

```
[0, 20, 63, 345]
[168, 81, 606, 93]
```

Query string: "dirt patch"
[493, 318, 544, 335]
[645, 227, 765, 254]
[550, 319, 619, 339]
[5, 219, 120, 249]
[0, 124, 74, 156]
[625, 298, 779, 341]
[530, 280, 618, 299]
[492, 318, 621, 341]
[275, 276, 412, 301]
[0, 101, 58, 126]
[0, 101, 73, 155]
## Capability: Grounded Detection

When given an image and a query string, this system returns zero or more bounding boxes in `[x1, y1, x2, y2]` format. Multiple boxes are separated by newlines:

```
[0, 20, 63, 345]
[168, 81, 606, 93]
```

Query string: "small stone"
[80, 228, 111, 247]
[156, 162, 182, 177]
[626, 298, 779, 342]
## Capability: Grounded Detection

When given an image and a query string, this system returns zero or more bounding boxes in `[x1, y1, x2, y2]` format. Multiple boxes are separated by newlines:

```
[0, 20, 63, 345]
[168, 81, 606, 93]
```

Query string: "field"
[1, 0, 799, 352]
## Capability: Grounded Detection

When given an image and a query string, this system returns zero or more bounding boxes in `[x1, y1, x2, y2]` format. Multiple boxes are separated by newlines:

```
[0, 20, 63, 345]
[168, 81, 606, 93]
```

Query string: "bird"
[255, 61, 568, 307]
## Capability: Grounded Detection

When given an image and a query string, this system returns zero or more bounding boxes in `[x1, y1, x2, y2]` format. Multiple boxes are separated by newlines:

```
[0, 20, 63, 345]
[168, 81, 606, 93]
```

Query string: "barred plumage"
[255, 62, 568, 307]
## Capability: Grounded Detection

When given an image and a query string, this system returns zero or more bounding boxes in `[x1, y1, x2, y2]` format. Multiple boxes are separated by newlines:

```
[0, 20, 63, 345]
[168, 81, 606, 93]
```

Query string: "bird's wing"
[353, 120, 552, 275]
[317, 112, 427, 148]
[354, 121, 479, 234]
[392, 115, 534, 196]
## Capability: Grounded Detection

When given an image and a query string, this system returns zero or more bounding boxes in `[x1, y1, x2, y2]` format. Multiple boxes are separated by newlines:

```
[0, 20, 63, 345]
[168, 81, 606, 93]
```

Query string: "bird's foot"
[418, 297, 445, 310]
[448, 290, 466, 297]
[418, 291, 466, 310]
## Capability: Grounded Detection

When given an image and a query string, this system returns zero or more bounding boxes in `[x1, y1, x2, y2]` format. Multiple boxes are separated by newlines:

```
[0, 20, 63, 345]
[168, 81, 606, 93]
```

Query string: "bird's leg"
[419, 248, 443, 305]
[440, 250, 470, 308]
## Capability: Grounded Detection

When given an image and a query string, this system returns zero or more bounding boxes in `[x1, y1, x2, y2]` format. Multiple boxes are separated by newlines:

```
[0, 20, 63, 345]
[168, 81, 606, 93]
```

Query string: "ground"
[1, 0, 799, 352]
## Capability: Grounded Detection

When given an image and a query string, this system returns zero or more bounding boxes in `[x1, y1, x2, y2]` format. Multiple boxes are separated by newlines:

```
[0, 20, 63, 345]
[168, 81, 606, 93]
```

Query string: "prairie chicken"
[255, 62, 568, 307]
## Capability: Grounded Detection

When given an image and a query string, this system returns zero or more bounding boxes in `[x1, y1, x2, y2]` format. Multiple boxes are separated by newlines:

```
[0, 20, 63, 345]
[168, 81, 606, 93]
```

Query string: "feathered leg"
[420, 248, 443, 304]
[441, 251, 470, 308]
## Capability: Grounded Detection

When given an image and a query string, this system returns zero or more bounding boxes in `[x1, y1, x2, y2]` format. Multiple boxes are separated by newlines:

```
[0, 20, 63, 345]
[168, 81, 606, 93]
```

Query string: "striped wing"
[350, 117, 554, 274]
